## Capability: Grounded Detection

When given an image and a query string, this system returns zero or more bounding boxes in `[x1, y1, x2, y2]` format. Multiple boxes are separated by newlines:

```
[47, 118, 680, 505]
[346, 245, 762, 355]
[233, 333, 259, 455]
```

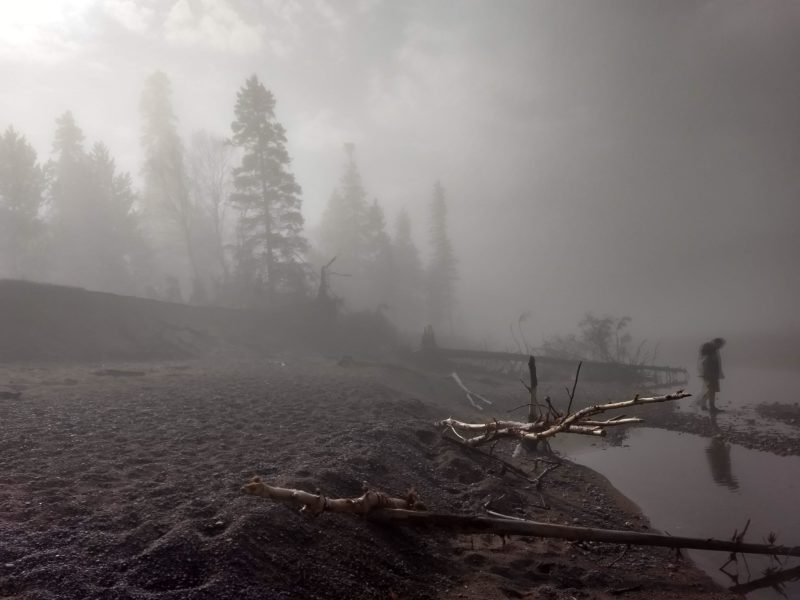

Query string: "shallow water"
[558, 426, 800, 599]
[553, 364, 800, 600]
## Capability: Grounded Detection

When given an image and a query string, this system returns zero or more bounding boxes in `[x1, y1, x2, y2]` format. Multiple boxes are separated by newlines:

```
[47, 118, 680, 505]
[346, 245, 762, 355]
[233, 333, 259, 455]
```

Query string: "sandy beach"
[0, 353, 740, 599]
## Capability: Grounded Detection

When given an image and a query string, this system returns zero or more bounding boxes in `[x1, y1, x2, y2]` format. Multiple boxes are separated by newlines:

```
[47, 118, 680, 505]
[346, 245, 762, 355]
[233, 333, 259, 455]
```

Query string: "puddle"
[555, 427, 800, 599]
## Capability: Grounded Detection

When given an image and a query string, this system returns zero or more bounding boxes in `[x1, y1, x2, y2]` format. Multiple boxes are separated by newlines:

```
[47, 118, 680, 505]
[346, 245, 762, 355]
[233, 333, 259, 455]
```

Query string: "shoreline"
[0, 355, 741, 599]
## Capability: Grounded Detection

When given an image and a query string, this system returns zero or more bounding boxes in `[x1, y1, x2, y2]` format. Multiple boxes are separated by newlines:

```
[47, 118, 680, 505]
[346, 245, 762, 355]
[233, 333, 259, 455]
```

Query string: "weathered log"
[242, 477, 425, 515]
[437, 390, 689, 445]
[364, 510, 800, 557]
[243, 480, 800, 558]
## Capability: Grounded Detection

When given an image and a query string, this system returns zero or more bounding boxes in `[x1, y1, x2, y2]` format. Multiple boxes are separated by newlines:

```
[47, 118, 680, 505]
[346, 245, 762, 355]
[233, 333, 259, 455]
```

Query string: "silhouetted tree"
[426, 181, 458, 331]
[362, 198, 393, 307]
[140, 70, 198, 293]
[188, 130, 236, 288]
[229, 75, 307, 299]
[319, 143, 369, 269]
[86, 142, 149, 293]
[48, 111, 92, 286]
[391, 208, 424, 330]
[49, 113, 145, 293]
[0, 126, 46, 278]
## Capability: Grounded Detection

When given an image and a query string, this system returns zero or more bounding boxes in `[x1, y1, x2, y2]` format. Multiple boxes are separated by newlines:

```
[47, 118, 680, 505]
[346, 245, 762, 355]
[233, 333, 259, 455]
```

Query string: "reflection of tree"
[705, 435, 739, 491]
[729, 562, 800, 597]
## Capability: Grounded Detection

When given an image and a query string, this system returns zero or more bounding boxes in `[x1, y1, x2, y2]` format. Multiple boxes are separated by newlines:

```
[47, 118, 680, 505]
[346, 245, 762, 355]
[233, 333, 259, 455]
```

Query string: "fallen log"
[242, 479, 800, 558]
[242, 477, 426, 515]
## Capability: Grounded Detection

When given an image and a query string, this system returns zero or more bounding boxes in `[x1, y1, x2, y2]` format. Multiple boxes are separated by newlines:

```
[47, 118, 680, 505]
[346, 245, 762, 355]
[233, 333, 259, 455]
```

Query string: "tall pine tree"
[86, 142, 148, 293]
[229, 75, 307, 299]
[319, 143, 369, 269]
[426, 181, 458, 331]
[363, 198, 394, 309]
[140, 70, 198, 293]
[392, 208, 424, 330]
[49, 113, 145, 293]
[0, 126, 45, 278]
[48, 111, 92, 287]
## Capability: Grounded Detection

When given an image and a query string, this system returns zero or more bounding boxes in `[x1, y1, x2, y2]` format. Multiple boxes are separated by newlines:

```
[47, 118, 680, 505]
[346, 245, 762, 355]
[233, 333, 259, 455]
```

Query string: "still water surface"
[554, 367, 800, 599]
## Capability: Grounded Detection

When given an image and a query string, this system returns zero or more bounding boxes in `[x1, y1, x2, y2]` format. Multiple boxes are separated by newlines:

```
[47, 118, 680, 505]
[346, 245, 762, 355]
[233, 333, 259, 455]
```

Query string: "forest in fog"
[2, 1, 799, 360]
[0, 71, 458, 334]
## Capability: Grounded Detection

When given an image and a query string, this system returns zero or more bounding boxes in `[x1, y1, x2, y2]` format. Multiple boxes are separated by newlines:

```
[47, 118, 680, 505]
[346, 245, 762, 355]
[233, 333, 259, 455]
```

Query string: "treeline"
[541, 313, 659, 366]
[0, 72, 457, 333]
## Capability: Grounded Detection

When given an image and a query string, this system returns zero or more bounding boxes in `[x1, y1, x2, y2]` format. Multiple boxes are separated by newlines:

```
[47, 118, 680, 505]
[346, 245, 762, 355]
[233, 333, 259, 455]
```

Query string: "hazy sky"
[2, 0, 799, 346]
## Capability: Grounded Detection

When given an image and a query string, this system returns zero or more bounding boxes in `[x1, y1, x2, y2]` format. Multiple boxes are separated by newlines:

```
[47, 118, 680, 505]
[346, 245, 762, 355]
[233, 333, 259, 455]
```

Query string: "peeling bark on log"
[436, 390, 689, 445]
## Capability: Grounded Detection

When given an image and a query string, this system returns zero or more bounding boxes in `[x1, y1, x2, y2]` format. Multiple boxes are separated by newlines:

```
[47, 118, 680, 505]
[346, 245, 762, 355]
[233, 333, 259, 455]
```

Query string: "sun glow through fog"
[0, 0, 93, 58]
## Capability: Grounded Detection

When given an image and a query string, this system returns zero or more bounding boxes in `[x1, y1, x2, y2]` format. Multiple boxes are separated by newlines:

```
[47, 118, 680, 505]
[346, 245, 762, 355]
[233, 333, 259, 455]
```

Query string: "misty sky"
[2, 0, 799, 346]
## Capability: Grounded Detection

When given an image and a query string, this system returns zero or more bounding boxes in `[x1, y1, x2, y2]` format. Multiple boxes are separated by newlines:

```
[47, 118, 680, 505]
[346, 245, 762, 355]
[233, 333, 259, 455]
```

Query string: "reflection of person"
[705, 433, 739, 491]
[697, 337, 725, 412]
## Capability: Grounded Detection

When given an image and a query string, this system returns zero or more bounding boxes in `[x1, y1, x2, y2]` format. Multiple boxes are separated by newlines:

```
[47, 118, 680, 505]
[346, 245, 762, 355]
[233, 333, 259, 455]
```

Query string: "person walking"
[697, 337, 726, 412]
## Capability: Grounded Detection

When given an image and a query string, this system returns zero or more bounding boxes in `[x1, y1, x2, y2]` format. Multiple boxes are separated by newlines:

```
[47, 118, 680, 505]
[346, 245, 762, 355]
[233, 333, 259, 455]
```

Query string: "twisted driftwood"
[242, 479, 800, 558]
[436, 390, 690, 446]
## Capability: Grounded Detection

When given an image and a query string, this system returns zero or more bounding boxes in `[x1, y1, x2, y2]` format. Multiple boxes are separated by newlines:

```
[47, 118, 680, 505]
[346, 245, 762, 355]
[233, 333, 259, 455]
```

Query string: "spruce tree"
[49, 111, 92, 286]
[49, 113, 146, 293]
[87, 142, 148, 293]
[0, 126, 45, 278]
[140, 71, 199, 291]
[319, 143, 369, 270]
[426, 181, 458, 331]
[392, 208, 424, 329]
[229, 75, 307, 298]
[363, 198, 394, 308]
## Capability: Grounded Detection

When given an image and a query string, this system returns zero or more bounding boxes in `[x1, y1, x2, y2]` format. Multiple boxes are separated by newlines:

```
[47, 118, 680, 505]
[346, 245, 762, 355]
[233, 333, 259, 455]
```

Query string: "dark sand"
[0, 355, 739, 599]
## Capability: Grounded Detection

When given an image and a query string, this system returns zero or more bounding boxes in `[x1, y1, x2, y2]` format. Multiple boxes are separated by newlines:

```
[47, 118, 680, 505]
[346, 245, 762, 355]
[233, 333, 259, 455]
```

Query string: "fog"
[2, 0, 799, 362]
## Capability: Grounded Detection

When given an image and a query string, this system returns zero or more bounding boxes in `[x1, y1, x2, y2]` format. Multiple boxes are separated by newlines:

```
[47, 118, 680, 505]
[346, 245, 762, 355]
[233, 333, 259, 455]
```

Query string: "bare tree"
[188, 130, 236, 280]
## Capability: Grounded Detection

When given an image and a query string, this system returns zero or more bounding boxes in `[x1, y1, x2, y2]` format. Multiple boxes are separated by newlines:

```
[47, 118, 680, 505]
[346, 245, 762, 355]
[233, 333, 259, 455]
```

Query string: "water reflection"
[558, 425, 800, 599]
[704, 413, 739, 491]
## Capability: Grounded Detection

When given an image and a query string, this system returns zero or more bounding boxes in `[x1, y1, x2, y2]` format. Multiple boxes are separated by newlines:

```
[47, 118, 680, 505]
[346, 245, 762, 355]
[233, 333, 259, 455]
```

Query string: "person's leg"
[698, 382, 709, 409]
[708, 389, 717, 412]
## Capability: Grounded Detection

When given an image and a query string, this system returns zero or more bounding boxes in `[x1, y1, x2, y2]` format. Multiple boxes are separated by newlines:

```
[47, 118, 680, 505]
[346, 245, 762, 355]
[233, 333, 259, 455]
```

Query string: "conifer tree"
[392, 208, 424, 329]
[319, 143, 369, 270]
[426, 181, 458, 331]
[87, 142, 148, 293]
[0, 126, 46, 278]
[49, 113, 146, 293]
[229, 75, 307, 298]
[140, 70, 199, 291]
[363, 198, 394, 307]
[48, 111, 92, 286]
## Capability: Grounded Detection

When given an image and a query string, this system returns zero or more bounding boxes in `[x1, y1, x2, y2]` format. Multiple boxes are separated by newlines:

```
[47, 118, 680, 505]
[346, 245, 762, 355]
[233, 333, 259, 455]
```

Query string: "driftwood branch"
[436, 390, 688, 446]
[243, 480, 800, 558]
[242, 477, 426, 515]
[451, 372, 492, 411]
